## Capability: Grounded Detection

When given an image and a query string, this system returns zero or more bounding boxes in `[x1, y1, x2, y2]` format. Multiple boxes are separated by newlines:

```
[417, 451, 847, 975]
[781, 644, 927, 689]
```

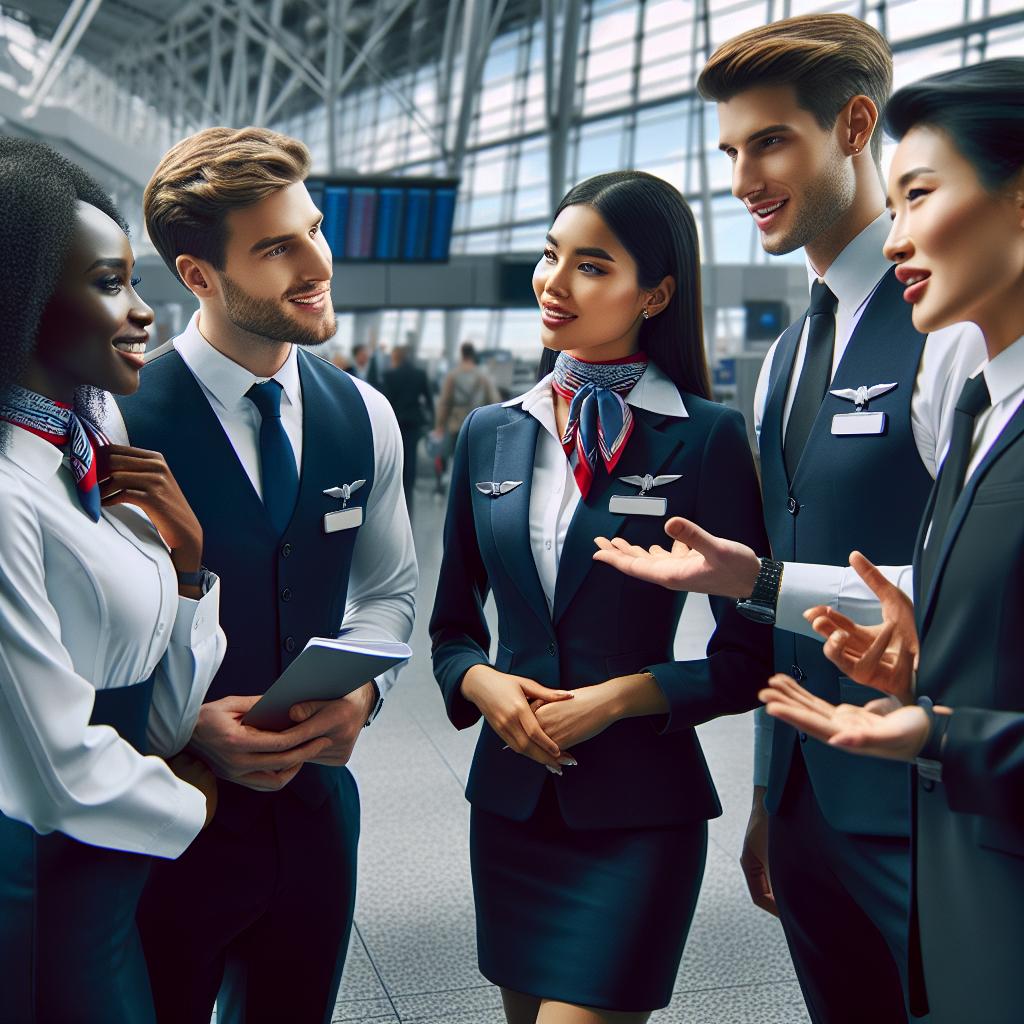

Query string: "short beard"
[221, 273, 336, 348]
[762, 146, 857, 256]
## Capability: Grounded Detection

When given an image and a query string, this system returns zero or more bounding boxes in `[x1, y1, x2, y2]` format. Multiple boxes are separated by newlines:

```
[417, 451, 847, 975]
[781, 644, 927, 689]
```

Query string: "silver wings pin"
[323, 480, 366, 508]
[619, 473, 682, 496]
[475, 480, 523, 498]
[829, 382, 898, 410]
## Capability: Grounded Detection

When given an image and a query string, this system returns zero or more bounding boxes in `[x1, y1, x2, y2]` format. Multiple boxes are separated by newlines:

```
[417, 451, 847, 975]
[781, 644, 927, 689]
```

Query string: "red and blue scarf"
[551, 351, 648, 499]
[1, 385, 106, 521]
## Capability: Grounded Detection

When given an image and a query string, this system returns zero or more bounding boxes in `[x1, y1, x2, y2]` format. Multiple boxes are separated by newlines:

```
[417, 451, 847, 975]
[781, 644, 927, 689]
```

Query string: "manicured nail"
[559, 757, 578, 767]
[545, 765, 563, 776]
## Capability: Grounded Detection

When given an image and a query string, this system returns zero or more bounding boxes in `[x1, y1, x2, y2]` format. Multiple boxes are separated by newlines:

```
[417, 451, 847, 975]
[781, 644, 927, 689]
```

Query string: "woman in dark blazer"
[430, 171, 774, 1023]
[760, 60, 1024, 1024]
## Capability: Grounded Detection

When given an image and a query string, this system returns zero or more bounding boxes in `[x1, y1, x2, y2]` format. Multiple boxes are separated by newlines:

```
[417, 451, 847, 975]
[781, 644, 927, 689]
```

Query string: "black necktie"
[919, 373, 991, 594]
[784, 280, 838, 479]
[246, 379, 299, 533]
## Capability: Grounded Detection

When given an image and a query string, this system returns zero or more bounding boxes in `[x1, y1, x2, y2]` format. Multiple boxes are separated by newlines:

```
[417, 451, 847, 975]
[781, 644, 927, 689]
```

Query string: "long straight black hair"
[537, 170, 711, 400]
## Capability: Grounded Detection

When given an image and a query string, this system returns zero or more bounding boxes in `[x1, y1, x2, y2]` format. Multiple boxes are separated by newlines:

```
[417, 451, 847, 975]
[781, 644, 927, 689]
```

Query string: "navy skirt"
[470, 780, 707, 1012]
[0, 679, 158, 1024]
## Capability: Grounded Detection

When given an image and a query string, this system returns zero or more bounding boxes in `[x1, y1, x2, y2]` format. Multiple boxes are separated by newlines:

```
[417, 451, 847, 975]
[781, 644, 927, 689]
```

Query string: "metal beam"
[25, 0, 105, 117]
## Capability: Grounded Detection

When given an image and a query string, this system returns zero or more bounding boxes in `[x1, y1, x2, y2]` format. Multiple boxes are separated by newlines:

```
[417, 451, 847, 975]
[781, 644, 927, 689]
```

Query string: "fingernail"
[559, 757, 578, 767]
[545, 765, 563, 776]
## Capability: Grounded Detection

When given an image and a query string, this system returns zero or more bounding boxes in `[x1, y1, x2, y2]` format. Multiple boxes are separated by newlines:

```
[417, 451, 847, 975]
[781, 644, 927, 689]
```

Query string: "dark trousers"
[398, 425, 421, 512]
[770, 748, 914, 1024]
[0, 814, 155, 1024]
[137, 769, 360, 1024]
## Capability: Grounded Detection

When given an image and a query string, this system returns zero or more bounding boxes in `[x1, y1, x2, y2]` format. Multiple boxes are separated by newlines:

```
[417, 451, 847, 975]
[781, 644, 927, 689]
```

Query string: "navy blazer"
[430, 389, 774, 829]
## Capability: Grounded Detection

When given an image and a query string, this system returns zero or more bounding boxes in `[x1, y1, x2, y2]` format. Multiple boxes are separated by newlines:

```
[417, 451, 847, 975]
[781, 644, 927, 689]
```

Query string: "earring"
[641, 308, 649, 320]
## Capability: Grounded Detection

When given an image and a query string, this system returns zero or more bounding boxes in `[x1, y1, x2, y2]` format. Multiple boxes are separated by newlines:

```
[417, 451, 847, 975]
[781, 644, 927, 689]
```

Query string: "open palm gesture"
[804, 551, 919, 704]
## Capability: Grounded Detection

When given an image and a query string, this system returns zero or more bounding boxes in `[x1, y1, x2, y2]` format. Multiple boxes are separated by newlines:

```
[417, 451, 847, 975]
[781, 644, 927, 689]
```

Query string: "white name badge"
[609, 495, 667, 516]
[831, 411, 887, 436]
[324, 507, 364, 533]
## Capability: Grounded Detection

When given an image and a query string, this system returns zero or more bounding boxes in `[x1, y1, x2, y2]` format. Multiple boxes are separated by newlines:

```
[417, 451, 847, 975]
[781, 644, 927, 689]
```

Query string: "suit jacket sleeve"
[939, 707, 1024, 821]
[645, 408, 774, 732]
[429, 409, 491, 729]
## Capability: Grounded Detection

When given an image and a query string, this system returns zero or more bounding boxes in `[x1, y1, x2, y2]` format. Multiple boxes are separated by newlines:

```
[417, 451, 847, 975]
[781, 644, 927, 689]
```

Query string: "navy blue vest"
[760, 268, 931, 836]
[117, 347, 374, 804]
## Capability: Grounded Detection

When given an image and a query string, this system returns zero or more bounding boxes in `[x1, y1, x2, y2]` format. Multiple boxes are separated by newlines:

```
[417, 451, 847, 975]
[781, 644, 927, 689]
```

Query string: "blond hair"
[697, 14, 892, 161]
[144, 126, 311, 280]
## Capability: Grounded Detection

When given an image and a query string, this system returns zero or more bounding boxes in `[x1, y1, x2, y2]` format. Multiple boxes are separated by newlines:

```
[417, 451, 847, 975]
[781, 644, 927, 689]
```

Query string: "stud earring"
[641, 308, 650, 320]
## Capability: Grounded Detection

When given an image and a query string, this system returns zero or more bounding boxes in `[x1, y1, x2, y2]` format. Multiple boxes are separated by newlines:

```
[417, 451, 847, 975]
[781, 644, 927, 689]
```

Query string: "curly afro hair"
[0, 135, 129, 446]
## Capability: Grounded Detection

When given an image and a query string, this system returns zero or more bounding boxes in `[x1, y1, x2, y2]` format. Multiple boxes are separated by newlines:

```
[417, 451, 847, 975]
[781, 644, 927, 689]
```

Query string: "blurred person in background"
[383, 344, 434, 512]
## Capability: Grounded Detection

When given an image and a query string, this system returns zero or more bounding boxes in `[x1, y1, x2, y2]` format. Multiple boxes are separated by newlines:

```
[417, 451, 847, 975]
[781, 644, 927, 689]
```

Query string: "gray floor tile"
[392, 985, 505, 1022]
[654, 981, 809, 1023]
[330, 997, 399, 1023]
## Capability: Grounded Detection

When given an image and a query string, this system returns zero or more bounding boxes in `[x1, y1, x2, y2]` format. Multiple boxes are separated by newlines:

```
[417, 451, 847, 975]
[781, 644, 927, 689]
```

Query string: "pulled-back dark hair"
[883, 58, 1024, 192]
[0, 136, 128, 445]
[538, 171, 711, 400]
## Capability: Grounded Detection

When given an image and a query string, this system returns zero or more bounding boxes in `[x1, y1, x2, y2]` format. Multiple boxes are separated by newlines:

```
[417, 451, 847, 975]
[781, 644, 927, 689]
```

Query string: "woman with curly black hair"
[0, 136, 224, 1023]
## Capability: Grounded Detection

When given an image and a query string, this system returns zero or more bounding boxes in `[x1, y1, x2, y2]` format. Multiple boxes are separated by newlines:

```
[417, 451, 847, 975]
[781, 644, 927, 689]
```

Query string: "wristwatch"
[736, 558, 784, 624]
[914, 695, 950, 781]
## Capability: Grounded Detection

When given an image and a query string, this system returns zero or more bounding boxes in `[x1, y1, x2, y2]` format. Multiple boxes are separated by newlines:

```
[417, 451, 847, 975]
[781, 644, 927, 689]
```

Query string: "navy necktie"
[784, 280, 838, 479]
[919, 373, 991, 595]
[246, 379, 299, 534]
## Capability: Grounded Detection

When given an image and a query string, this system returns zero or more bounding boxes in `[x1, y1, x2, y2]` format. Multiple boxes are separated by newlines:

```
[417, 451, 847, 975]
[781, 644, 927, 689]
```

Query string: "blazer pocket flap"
[977, 816, 1024, 860]
[838, 675, 889, 707]
[973, 481, 1024, 505]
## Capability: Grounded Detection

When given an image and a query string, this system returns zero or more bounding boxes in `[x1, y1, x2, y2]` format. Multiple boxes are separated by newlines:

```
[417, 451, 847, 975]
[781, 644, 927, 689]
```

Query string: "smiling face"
[532, 203, 672, 362]
[716, 83, 858, 258]
[30, 201, 153, 402]
[214, 180, 335, 347]
[884, 125, 1024, 343]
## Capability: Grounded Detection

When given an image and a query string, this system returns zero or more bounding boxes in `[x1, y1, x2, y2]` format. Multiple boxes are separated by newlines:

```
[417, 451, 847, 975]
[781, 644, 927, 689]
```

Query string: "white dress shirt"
[751, 213, 987, 785]
[107, 311, 417, 701]
[504, 361, 689, 610]
[0, 425, 224, 858]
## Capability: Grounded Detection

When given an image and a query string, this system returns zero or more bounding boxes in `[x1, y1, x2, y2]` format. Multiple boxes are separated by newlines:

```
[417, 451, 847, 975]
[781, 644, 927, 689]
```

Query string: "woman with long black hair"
[0, 136, 224, 1023]
[430, 170, 773, 1023]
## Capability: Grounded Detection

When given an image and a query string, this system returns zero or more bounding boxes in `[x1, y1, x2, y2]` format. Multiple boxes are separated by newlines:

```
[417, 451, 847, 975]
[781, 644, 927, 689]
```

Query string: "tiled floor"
[335, 488, 809, 1023]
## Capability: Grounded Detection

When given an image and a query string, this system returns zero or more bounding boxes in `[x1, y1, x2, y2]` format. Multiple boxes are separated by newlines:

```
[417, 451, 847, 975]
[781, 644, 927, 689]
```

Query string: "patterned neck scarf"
[1, 385, 106, 521]
[551, 351, 648, 499]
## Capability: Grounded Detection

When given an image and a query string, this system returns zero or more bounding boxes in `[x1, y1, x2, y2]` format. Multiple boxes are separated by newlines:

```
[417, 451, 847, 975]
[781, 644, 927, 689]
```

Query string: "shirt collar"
[981, 333, 1024, 409]
[807, 211, 892, 317]
[503, 360, 689, 419]
[3, 424, 65, 481]
[174, 310, 301, 413]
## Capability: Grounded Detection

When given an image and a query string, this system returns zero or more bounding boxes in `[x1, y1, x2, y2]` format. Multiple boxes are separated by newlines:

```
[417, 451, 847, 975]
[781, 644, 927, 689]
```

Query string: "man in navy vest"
[113, 127, 416, 1024]
[594, 14, 983, 1024]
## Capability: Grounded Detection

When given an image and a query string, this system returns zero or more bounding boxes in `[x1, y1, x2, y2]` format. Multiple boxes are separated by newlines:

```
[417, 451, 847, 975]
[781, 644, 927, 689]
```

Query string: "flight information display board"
[306, 176, 459, 263]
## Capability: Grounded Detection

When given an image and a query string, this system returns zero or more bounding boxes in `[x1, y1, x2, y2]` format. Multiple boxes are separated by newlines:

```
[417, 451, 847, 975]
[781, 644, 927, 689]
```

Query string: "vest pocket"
[495, 642, 514, 672]
[972, 481, 1024, 505]
[838, 675, 890, 707]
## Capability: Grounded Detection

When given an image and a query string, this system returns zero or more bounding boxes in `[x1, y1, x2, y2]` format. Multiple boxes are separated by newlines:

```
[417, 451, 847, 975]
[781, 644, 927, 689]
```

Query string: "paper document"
[242, 636, 412, 731]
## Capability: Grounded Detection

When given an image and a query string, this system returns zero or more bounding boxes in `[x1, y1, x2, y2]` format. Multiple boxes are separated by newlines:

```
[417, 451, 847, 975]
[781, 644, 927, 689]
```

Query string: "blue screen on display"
[309, 176, 459, 262]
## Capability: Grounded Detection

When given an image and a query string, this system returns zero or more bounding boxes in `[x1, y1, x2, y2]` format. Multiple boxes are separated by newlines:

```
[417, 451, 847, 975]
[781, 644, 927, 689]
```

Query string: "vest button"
[547, 642, 556, 657]
[281, 587, 292, 602]
[283, 636, 296, 653]
[787, 496, 799, 515]
[799, 732, 808, 743]
[921, 778, 936, 793]
[281, 543, 292, 558]
[790, 664, 805, 682]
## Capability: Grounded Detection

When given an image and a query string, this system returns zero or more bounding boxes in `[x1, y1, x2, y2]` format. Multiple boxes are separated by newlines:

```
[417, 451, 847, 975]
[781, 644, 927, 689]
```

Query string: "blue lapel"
[552, 408, 683, 624]
[918, 400, 1024, 635]
[761, 317, 803, 485]
[490, 408, 553, 634]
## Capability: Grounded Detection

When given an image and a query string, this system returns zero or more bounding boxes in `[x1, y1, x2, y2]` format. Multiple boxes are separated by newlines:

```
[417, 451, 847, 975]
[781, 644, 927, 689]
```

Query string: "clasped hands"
[761, 550, 938, 762]
[188, 682, 378, 792]
[460, 664, 640, 774]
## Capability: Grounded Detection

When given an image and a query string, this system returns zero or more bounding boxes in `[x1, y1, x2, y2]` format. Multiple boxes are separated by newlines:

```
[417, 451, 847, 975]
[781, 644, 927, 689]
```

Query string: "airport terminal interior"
[2, 0, 1022, 1021]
